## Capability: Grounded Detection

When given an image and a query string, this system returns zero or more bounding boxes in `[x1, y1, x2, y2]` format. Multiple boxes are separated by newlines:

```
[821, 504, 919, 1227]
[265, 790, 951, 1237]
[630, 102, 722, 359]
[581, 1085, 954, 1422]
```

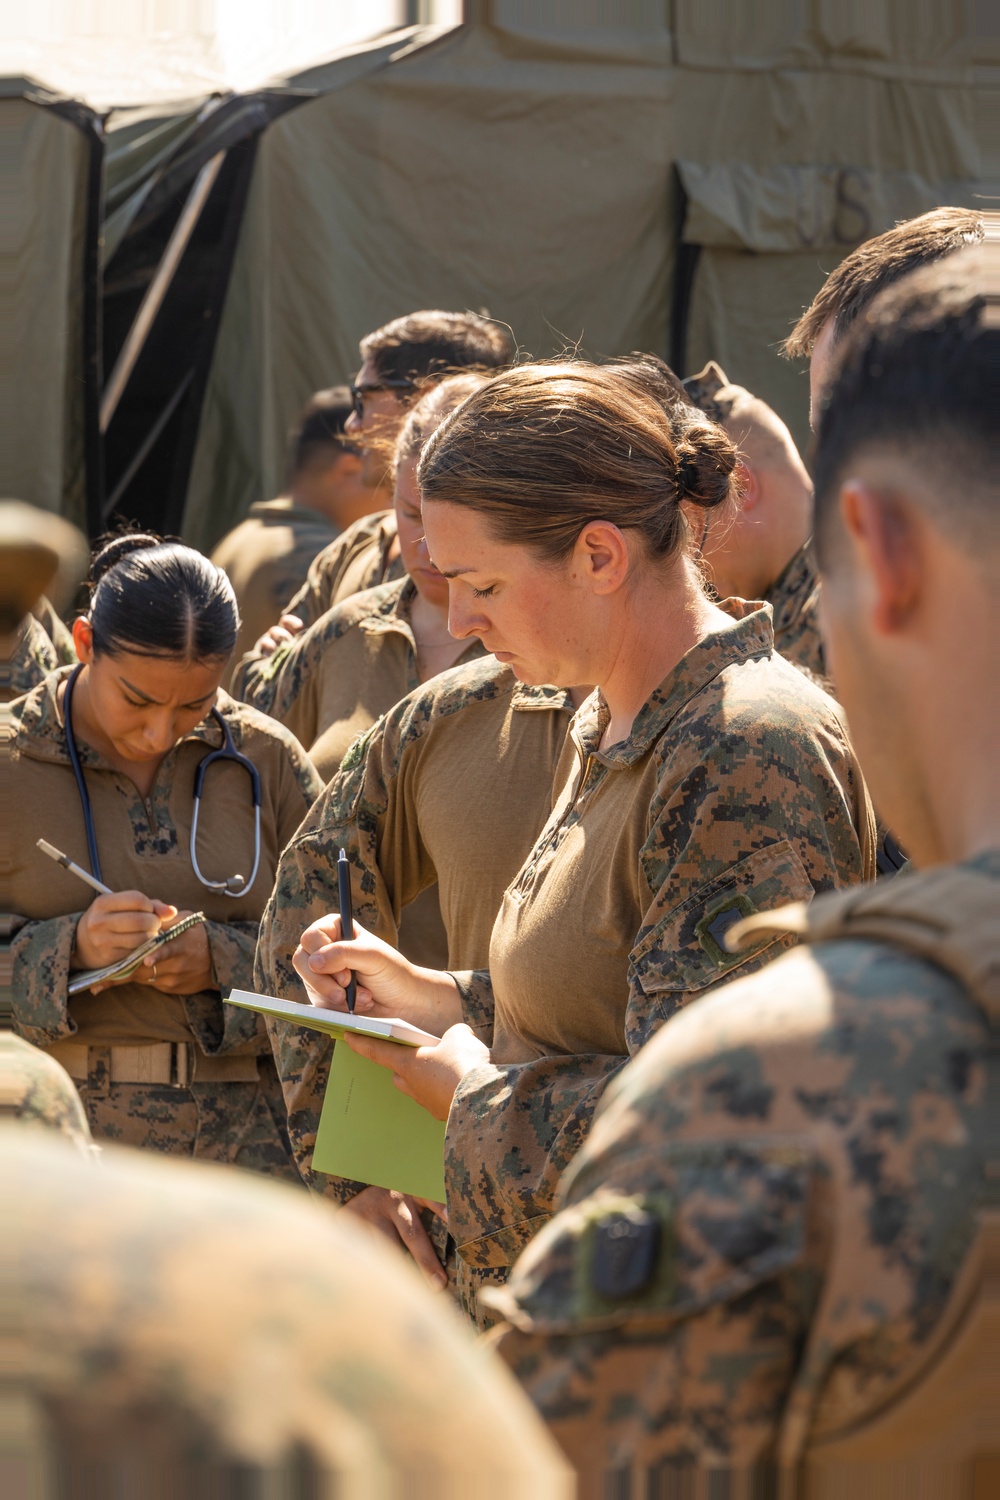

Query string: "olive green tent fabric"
[0, 87, 93, 530]
[184, 5, 996, 550]
[183, 17, 676, 552]
[102, 101, 207, 266]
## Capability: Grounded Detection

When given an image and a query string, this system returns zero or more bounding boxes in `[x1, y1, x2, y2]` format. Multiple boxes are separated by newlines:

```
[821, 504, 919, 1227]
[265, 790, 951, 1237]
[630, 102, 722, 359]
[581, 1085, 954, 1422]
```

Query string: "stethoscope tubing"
[62, 664, 261, 899]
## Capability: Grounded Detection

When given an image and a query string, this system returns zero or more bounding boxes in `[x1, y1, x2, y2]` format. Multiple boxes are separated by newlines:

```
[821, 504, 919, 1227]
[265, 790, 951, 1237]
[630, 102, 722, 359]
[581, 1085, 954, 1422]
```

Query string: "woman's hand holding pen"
[293, 915, 464, 1038]
[294, 913, 490, 1121]
[72, 891, 176, 987]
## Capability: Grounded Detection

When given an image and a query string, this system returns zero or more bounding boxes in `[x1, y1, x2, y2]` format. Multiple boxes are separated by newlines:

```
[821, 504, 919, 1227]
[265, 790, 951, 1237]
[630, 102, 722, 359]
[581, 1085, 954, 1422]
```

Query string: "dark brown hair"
[813, 244, 997, 562]
[361, 310, 513, 386]
[88, 532, 238, 660]
[783, 207, 984, 359]
[289, 386, 354, 478]
[417, 360, 737, 563]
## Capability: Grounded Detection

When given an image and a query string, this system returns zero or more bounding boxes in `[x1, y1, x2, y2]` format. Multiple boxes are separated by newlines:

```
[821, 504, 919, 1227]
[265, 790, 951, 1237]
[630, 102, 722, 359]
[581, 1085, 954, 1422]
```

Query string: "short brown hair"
[813, 243, 997, 563]
[417, 360, 737, 564]
[783, 207, 984, 359]
[289, 386, 354, 477]
[360, 310, 513, 385]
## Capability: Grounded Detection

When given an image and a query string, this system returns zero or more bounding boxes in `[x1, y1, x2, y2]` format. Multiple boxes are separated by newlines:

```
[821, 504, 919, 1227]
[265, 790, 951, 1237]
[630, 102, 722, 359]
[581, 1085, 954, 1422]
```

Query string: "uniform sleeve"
[482, 970, 830, 1483]
[444, 728, 850, 1270]
[208, 724, 322, 1057]
[10, 913, 81, 1046]
[329, 719, 443, 941]
[282, 535, 344, 630]
[254, 822, 367, 1201]
[449, 970, 496, 1043]
[239, 621, 338, 756]
[487, 1132, 818, 1483]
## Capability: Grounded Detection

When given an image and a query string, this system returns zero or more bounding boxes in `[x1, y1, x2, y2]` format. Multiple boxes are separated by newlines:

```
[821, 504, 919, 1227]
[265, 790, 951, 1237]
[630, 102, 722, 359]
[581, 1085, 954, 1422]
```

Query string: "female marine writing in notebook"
[9, 534, 321, 1174]
[291, 361, 876, 1322]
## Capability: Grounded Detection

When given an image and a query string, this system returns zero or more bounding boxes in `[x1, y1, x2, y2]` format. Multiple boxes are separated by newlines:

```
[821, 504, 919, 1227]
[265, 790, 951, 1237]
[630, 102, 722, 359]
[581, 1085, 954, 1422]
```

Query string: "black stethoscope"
[63, 664, 262, 898]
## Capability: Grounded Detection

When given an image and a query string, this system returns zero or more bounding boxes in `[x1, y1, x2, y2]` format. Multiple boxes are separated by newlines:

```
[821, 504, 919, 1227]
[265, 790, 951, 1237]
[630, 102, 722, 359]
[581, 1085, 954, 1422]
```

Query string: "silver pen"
[36, 838, 114, 897]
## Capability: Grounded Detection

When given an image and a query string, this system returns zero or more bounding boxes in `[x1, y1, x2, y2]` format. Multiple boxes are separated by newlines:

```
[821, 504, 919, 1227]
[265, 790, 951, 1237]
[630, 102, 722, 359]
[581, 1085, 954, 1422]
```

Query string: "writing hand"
[72, 891, 176, 990]
[293, 916, 462, 1036]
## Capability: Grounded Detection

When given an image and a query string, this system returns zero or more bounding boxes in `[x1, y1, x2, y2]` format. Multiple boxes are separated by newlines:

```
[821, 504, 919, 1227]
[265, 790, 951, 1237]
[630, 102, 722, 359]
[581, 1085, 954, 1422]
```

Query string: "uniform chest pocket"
[629, 839, 813, 1012]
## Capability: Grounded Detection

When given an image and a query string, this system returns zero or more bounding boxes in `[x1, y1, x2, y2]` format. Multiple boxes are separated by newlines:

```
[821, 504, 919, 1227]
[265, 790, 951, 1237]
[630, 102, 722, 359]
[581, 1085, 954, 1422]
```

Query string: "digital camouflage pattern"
[0, 1031, 91, 1150]
[763, 539, 827, 681]
[486, 853, 996, 1494]
[8, 669, 322, 1176]
[227, 508, 403, 701]
[283, 507, 403, 629]
[0, 599, 76, 703]
[232, 577, 484, 780]
[443, 605, 876, 1325]
[210, 497, 339, 673]
[255, 656, 573, 1215]
[5, 1125, 572, 1496]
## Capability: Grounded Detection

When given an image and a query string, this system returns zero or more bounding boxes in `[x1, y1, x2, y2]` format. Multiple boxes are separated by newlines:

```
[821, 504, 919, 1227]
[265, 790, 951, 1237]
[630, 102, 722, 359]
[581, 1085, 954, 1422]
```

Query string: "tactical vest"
[733, 867, 998, 1500]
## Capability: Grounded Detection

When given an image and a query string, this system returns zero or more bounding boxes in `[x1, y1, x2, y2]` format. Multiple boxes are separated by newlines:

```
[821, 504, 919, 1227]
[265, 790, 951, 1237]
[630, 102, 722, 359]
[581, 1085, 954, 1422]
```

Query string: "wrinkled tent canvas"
[3, 4, 997, 548]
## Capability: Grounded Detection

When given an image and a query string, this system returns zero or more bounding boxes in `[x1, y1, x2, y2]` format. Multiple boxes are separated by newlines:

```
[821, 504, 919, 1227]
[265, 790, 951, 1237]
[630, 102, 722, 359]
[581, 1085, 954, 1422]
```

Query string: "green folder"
[227, 990, 446, 1201]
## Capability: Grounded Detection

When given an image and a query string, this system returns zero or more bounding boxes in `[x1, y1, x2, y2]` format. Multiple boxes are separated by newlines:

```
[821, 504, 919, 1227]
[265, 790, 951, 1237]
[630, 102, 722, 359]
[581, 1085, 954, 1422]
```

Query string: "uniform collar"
[572, 600, 774, 767]
[510, 681, 575, 713]
[13, 666, 245, 769]
[355, 579, 483, 678]
[356, 576, 419, 646]
[249, 498, 339, 530]
[764, 538, 818, 618]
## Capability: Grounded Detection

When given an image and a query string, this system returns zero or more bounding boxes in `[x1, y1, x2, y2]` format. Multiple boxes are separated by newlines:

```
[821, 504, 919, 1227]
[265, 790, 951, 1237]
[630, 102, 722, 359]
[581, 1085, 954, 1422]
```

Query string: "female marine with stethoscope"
[9, 533, 322, 1175]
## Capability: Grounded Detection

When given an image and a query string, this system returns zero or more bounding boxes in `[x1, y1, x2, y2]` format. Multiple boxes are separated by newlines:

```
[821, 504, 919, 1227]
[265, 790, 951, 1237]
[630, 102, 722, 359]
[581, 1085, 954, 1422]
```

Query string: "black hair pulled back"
[87, 531, 239, 661]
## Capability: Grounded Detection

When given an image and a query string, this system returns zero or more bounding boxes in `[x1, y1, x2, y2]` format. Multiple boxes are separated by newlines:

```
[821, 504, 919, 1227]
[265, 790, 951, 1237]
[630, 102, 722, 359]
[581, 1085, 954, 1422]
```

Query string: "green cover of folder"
[227, 990, 446, 1201]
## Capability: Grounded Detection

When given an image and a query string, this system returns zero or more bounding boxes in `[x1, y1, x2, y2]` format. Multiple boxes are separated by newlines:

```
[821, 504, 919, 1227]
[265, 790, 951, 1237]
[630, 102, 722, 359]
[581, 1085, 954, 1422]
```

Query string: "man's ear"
[71, 615, 95, 662]
[735, 460, 758, 511]
[839, 480, 922, 635]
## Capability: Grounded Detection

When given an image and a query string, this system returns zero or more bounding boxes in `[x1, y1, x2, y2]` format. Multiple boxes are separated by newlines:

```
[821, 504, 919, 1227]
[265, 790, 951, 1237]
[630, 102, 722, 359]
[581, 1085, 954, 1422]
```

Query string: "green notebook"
[227, 990, 446, 1201]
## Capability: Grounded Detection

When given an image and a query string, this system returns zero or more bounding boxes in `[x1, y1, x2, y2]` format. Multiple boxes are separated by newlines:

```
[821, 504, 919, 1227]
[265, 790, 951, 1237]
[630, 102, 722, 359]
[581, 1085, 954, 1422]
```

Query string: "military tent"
[4, 3, 997, 547]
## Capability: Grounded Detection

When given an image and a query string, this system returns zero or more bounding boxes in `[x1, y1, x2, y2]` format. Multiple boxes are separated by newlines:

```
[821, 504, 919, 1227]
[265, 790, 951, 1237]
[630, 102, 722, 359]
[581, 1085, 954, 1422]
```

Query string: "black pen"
[336, 847, 357, 1014]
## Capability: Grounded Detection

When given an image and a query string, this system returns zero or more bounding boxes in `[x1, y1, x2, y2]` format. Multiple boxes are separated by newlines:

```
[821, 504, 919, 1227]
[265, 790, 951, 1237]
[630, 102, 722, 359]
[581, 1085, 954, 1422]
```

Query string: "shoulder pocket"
[485, 1139, 815, 1334]
[630, 840, 813, 1005]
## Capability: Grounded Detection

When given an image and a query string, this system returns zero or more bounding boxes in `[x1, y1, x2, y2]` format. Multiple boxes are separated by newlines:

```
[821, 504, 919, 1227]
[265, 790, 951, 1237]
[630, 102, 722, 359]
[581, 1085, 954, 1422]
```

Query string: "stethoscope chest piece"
[189, 709, 262, 898]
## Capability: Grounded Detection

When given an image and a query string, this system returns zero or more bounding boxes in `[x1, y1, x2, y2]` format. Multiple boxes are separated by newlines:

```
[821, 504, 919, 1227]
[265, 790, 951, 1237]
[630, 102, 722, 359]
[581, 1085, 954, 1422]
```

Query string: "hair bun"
[674, 422, 737, 510]
[89, 531, 164, 588]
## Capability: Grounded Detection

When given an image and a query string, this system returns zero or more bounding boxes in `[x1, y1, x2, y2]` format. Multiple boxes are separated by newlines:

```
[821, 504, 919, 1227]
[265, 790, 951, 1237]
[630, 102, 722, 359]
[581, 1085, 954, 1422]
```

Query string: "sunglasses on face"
[349, 379, 416, 420]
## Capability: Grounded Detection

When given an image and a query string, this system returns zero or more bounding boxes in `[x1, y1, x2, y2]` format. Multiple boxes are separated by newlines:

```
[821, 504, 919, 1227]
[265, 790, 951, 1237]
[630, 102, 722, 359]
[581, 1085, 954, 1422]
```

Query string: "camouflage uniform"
[763, 539, 827, 681]
[444, 603, 876, 1325]
[5, 1124, 571, 1495]
[0, 597, 76, 703]
[0, 1031, 92, 1150]
[210, 497, 339, 672]
[255, 656, 574, 1219]
[283, 507, 403, 629]
[7, 669, 322, 1176]
[486, 853, 996, 1494]
[233, 577, 484, 781]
